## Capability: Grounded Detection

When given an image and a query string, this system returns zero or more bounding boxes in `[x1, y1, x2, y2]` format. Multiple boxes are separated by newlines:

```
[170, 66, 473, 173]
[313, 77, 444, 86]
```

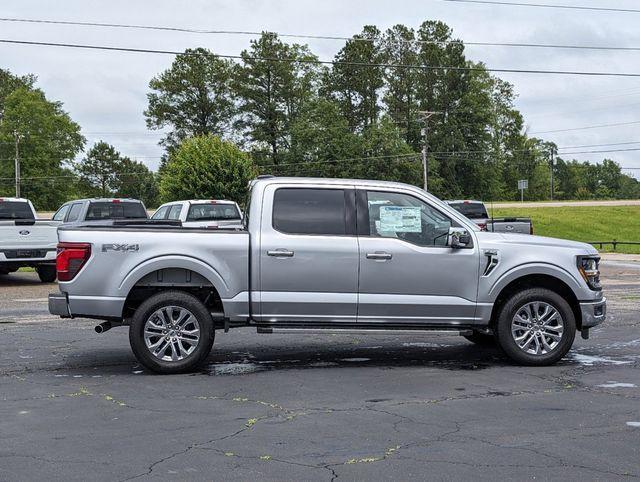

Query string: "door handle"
[366, 251, 392, 260]
[267, 249, 295, 258]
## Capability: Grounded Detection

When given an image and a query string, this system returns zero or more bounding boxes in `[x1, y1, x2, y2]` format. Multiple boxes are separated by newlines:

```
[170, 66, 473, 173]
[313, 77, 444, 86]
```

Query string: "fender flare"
[487, 262, 583, 303]
[118, 255, 230, 300]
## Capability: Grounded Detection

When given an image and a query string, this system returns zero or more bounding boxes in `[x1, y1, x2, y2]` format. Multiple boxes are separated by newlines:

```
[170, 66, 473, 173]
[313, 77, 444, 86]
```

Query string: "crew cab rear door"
[258, 183, 358, 323]
[356, 187, 480, 324]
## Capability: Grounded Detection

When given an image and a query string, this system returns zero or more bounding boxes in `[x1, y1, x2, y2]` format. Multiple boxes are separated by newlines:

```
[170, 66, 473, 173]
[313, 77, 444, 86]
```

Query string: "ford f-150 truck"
[0, 197, 59, 282]
[446, 200, 533, 234]
[49, 177, 606, 373]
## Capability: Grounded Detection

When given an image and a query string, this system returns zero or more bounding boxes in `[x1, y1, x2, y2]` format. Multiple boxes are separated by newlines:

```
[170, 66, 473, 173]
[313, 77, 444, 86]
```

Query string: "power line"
[440, 0, 640, 13]
[531, 120, 640, 135]
[3, 38, 640, 77]
[2, 16, 640, 52]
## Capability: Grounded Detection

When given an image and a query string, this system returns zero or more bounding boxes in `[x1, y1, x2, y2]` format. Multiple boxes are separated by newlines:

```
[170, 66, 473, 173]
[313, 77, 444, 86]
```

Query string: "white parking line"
[11, 298, 48, 302]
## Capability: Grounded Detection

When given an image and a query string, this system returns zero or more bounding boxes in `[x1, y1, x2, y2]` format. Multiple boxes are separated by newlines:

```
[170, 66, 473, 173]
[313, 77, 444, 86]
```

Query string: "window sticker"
[379, 206, 422, 233]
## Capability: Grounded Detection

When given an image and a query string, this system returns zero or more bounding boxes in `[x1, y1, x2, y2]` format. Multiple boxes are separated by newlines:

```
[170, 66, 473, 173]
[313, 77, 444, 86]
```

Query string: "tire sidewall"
[37, 265, 57, 283]
[496, 288, 576, 366]
[129, 291, 215, 374]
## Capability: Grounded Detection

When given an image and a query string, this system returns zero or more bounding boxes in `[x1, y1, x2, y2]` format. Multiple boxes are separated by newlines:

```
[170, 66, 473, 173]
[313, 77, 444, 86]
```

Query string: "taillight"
[56, 242, 91, 281]
[530, 224, 534, 235]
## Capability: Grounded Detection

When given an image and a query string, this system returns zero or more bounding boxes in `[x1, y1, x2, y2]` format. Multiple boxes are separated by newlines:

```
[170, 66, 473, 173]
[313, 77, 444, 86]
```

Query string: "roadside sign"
[518, 179, 528, 202]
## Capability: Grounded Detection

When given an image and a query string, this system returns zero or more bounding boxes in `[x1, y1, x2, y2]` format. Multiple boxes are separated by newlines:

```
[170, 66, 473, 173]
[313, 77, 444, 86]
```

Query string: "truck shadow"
[201, 342, 506, 376]
[0, 273, 56, 287]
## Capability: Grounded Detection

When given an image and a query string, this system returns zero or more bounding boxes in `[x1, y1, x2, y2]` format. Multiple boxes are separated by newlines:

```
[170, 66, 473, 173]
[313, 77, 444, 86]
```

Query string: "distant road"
[491, 200, 640, 208]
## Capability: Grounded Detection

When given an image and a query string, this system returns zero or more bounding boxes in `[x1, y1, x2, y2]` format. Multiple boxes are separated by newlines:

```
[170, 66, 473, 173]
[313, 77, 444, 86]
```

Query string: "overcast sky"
[2, 0, 639, 178]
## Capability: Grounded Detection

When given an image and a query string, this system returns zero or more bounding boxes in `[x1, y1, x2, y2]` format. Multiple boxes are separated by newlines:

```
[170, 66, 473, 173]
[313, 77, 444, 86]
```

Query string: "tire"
[37, 265, 57, 283]
[495, 287, 576, 366]
[129, 290, 215, 374]
[463, 331, 496, 346]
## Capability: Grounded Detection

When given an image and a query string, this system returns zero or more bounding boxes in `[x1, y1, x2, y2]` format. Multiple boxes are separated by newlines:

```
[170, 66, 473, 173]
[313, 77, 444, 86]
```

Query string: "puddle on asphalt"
[597, 382, 637, 388]
[205, 355, 492, 376]
[568, 353, 634, 366]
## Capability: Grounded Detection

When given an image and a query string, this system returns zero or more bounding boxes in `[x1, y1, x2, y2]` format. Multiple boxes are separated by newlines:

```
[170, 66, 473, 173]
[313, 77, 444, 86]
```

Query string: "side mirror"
[448, 228, 472, 249]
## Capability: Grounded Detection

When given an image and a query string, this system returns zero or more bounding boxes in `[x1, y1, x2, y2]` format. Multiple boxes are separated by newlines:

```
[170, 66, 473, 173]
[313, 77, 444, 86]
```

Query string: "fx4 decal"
[101, 243, 139, 253]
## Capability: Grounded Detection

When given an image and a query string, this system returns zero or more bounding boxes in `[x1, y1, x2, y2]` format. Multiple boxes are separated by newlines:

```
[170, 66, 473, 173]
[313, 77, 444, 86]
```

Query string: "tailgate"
[0, 221, 60, 248]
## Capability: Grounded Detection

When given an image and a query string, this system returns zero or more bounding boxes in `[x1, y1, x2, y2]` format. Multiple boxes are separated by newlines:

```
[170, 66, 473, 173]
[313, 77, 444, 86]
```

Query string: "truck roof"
[253, 176, 424, 190]
[445, 200, 485, 205]
[0, 197, 31, 203]
[67, 198, 144, 203]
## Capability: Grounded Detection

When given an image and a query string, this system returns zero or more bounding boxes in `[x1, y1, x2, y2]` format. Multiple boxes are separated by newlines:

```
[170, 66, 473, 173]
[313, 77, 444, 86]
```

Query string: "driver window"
[365, 191, 451, 247]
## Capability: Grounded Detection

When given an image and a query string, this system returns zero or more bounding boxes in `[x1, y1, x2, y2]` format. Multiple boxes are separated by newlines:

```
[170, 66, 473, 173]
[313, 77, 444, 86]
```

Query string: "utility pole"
[14, 130, 22, 198]
[549, 146, 557, 200]
[418, 111, 438, 192]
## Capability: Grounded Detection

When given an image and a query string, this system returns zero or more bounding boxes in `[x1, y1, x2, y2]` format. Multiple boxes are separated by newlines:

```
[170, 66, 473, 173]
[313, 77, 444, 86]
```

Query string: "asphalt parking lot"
[1, 261, 639, 481]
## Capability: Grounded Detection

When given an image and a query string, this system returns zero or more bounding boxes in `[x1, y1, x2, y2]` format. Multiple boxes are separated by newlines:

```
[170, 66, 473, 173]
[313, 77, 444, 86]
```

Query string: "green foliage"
[0, 87, 85, 210]
[74, 141, 160, 206]
[492, 205, 640, 254]
[234, 33, 321, 165]
[159, 135, 256, 203]
[145, 48, 237, 151]
[75, 141, 122, 198]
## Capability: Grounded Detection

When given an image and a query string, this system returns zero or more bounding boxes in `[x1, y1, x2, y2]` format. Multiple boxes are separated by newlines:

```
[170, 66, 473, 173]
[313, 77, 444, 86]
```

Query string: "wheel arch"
[120, 256, 229, 320]
[489, 273, 582, 330]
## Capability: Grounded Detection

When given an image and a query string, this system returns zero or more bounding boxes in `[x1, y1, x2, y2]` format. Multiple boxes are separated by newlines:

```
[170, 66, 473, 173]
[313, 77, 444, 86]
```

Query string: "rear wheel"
[37, 265, 57, 283]
[129, 291, 215, 374]
[495, 288, 575, 366]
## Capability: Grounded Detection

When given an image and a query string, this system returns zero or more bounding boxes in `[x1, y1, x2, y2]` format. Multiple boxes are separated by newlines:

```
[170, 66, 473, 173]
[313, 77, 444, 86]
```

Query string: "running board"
[257, 327, 473, 336]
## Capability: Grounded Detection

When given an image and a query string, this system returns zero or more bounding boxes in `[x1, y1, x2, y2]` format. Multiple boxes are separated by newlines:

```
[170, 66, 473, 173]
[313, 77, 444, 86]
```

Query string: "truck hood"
[476, 231, 598, 255]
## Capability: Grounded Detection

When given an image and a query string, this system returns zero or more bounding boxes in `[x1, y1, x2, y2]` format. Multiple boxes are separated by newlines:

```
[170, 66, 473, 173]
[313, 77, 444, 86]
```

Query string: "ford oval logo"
[19, 230, 30, 236]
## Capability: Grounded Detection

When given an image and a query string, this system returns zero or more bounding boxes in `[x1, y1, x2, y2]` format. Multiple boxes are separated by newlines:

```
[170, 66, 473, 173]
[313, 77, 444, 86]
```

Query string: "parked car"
[151, 199, 242, 228]
[0, 197, 59, 282]
[446, 200, 533, 234]
[52, 198, 148, 225]
[49, 177, 605, 373]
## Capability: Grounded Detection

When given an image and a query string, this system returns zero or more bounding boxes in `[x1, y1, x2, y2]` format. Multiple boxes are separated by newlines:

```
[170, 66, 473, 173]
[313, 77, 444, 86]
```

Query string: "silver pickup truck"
[446, 200, 533, 234]
[49, 177, 606, 373]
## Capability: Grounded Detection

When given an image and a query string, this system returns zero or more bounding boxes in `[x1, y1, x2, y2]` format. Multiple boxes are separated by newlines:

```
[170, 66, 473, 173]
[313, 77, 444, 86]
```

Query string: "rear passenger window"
[273, 188, 346, 235]
[66, 203, 83, 222]
[167, 205, 182, 220]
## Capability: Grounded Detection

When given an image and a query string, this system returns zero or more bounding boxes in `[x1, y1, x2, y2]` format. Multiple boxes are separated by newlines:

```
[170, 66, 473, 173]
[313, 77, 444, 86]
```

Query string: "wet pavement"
[1, 263, 639, 481]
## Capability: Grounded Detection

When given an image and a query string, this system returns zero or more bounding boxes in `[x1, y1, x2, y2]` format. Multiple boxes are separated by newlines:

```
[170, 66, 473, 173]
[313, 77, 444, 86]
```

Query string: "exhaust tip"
[95, 321, 112, 334]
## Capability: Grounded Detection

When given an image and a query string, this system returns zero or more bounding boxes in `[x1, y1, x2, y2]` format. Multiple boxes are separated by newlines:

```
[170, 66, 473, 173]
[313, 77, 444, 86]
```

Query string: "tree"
[234, 32, 321, 165]
[324, 26, 386, 132]
[145, 48, 237, 150]
[0, 87, 84, 209]
[75, 141, 122, 197]
[114, 158, 159, 207]
[159, 135, 256, 203]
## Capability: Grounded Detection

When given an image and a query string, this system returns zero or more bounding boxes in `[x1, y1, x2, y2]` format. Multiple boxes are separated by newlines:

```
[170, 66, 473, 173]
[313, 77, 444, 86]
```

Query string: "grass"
[490, 205, 640, 254]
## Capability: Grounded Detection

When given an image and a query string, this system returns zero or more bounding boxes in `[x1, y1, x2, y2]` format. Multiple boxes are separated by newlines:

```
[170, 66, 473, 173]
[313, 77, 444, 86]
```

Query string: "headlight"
[577, 256, 601, 291]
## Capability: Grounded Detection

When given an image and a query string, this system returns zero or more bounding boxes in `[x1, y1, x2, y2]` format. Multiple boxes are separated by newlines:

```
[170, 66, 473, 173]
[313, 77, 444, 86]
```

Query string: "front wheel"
[495, 288, 576, 366]
[37, 265, 57, 283]
[129, 291, 215, 374]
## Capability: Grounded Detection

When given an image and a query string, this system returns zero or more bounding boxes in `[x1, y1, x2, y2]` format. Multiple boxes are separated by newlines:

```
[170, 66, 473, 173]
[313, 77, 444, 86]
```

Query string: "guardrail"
[589, 240, 640, 251]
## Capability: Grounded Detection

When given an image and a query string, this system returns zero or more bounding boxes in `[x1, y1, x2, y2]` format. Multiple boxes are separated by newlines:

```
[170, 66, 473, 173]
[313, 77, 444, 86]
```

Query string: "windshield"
[0, 201, 34, 220]
[186, 203, 241, 222]
[85, 202, 148, 220]
[448, 202, 488, 219]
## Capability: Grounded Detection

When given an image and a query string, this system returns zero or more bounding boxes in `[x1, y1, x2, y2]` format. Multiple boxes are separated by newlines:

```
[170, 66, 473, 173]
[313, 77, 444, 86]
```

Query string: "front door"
[258, 184, 359, 323]
[356, 188, 480, 324]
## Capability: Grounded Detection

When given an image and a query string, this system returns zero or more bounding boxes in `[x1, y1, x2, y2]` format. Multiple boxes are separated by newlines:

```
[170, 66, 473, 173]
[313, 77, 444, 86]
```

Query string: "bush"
[159, 135, 256, 204]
